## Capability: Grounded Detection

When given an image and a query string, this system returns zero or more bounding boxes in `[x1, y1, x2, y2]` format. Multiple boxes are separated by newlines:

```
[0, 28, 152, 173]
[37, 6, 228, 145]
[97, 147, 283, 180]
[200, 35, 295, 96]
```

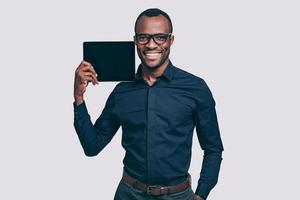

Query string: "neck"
[141, 59, 170, 82]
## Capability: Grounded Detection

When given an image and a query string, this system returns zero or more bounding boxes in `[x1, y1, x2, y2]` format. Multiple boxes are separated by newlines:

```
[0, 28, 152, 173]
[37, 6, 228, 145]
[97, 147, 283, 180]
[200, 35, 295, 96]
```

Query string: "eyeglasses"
[134, 33, 172, 45]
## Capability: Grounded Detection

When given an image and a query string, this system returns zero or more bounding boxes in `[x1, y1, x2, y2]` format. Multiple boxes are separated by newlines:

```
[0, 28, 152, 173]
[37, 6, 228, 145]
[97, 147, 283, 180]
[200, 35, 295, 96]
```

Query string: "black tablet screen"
[83, 41, 135, 82]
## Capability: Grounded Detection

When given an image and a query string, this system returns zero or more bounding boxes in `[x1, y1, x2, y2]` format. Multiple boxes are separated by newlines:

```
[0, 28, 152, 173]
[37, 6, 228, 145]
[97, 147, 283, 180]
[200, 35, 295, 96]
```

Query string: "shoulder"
[172, 65, 215, 105]
[172, 65, 209, 90]
[111, 81, 137, 94]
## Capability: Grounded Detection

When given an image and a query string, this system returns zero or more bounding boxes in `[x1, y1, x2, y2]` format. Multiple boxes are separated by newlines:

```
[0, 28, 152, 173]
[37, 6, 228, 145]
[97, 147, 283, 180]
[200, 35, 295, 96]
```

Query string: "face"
[135, 15, 174, 70]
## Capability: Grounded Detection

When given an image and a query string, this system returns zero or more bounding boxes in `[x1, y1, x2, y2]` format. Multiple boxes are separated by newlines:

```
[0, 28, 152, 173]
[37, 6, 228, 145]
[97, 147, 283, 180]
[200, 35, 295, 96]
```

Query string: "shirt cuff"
[73, 101, 88, 118]
[195, 182, 211, 200]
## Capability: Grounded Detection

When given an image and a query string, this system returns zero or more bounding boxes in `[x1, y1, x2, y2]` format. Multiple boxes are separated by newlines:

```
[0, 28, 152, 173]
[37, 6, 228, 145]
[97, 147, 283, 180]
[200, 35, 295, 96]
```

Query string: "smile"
[144, 52, 162, 59]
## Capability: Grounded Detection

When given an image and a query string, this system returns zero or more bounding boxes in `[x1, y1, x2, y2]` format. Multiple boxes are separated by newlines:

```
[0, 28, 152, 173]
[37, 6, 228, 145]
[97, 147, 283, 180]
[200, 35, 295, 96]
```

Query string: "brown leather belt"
[122, 171, 191, 196]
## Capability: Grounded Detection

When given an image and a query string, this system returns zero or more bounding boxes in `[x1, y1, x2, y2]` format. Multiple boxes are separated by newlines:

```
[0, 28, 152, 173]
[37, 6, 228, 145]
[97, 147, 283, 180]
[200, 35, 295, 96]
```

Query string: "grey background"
[1, 0, 299, 199]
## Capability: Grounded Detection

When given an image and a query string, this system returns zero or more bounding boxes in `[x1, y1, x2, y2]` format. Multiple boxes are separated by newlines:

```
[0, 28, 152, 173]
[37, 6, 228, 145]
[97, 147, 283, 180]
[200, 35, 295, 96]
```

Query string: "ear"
[170, 35, 175, 45]
[133, 36, 138, 45]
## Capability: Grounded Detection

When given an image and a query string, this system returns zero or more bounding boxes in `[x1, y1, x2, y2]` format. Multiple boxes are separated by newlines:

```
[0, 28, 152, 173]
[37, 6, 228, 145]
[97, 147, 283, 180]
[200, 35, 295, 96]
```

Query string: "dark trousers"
[114, 179, 197, 200]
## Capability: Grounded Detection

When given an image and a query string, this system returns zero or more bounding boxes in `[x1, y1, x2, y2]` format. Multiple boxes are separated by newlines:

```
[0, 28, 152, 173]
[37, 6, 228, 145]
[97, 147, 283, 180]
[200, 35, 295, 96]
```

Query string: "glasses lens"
[153, 34, 170, 44]
[136, 34, 150, 44]
[135, 33, 171, 45]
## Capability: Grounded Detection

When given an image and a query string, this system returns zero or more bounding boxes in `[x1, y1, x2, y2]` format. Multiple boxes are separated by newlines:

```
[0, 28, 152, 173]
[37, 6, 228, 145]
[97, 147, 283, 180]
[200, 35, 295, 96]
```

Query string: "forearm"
[193, 79, 224, 199]
[73, 101, 103, 156]
[195, 150, 223, 199]
[73, 98, 120, 156]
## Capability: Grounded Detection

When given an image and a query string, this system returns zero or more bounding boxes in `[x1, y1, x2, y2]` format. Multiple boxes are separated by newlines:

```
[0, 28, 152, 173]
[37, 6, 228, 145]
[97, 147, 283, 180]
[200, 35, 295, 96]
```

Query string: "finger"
[78, 66, 96, 77]
[82, 60, 92, 66]
[84, 64, 97, 75]
[90, 65, 97, 75]
[80, 73, 93, 81]
[78, 64, 92, 72]
[80, 76, 93, 85]
[77, 61, 97, 75]
[82, 61, 97, 74]
[83, 72, 94, 77]
[82, 61, 97, 76]
[75, 61, 98, 84]
[83, 72, 98, 85]
[79, 65, 97, 75]
[92, 73, 99, 84]
[76, 60, 91, 71]
[87, 66, 98, 83]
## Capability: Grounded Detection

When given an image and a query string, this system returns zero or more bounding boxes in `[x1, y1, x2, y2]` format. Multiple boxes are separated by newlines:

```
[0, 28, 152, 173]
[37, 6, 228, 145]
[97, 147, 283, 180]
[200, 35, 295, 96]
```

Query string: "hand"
[74, 61, 99, 105]
[196, 195, 204, 200]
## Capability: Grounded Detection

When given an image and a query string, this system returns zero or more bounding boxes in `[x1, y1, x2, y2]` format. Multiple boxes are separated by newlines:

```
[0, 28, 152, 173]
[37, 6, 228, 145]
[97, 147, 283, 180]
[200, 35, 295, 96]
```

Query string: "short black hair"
[134, 8, 173, 34]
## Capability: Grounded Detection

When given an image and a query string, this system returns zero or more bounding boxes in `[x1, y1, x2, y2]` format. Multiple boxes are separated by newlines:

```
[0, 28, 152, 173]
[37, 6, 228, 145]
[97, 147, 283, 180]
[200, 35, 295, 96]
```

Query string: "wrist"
[74, 96, 84, 106]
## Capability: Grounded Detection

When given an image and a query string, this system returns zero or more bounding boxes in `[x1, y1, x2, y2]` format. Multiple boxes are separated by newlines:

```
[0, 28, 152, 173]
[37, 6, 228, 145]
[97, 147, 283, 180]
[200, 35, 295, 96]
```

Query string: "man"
[73, 8, 224, 200]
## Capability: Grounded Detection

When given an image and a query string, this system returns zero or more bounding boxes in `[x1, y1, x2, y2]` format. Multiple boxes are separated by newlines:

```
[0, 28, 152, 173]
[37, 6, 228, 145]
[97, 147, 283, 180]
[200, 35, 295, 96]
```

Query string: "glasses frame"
[134, 33, 172, 45]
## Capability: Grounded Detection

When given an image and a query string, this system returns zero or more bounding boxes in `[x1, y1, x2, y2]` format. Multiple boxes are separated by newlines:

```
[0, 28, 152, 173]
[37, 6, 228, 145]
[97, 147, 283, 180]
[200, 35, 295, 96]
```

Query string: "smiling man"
[73, 8, 224, 200]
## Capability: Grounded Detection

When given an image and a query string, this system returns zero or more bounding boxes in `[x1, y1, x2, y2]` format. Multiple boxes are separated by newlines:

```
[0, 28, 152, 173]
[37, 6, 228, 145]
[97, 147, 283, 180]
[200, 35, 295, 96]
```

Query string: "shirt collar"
[135, 60, 174, 82]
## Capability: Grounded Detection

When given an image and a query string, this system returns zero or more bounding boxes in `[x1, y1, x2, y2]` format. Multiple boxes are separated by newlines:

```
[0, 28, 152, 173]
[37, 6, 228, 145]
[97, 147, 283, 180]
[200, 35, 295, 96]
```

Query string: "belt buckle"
[146, 185, 157, 195]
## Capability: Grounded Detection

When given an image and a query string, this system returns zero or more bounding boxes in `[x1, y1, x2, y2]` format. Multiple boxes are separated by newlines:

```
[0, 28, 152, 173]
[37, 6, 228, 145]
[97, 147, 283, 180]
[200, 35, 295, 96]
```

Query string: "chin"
[143, 61, 162, 70]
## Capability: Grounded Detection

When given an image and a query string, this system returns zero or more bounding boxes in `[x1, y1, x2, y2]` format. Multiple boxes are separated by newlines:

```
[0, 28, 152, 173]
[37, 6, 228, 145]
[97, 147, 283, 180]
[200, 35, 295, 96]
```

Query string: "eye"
[156, 35, 167, 41]
[137, 35, 149, 41]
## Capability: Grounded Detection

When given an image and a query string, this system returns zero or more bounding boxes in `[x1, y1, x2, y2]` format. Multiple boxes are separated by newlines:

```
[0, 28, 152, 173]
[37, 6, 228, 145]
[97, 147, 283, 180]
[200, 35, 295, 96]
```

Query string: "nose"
[145, 37, 157, 49]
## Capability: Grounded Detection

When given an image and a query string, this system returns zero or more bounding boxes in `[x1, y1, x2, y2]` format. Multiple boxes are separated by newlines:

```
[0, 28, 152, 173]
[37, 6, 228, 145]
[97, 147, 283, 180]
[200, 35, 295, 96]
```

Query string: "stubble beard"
[140, 48, 170, 72]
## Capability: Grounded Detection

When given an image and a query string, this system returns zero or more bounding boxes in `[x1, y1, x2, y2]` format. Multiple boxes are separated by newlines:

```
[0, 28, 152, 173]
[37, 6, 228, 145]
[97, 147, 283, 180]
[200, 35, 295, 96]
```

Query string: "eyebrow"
[136, 32, 171, 35]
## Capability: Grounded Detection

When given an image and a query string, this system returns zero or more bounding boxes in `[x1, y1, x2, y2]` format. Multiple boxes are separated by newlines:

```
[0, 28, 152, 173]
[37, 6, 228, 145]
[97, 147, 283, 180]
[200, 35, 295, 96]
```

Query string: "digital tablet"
[83, 41, 135, 82]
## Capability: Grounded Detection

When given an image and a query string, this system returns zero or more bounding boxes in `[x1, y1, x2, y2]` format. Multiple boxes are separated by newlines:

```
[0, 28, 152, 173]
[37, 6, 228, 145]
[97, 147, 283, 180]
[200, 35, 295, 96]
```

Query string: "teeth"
[146, 53, 159, 56]
[145, 52, 161, 58]
[146, 52, 160, 55]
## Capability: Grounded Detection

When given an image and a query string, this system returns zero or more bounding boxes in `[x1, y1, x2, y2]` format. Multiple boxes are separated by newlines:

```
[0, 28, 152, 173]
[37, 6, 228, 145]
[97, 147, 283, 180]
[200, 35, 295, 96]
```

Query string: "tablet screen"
[83, 41, 135, 82]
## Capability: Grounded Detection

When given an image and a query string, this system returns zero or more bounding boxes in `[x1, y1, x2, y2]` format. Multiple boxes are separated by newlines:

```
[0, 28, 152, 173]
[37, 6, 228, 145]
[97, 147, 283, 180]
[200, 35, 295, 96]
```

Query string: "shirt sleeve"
[193, 79, 224, 199]
[73, 90, 121, 156]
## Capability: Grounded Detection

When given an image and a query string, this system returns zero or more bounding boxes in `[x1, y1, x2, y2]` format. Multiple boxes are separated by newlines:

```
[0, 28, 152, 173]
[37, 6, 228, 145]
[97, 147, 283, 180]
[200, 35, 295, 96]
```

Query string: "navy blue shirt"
[73, 61, 224, 199]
